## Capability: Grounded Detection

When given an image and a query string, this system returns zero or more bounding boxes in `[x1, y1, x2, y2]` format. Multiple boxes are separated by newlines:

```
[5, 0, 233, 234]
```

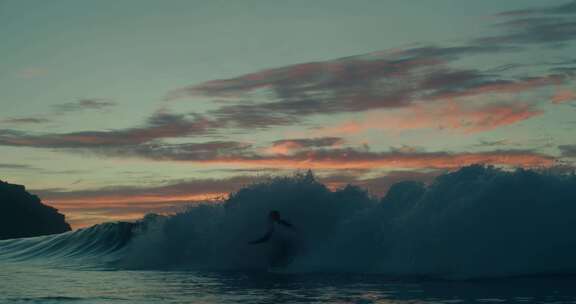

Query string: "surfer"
[248, 210, 298, 268]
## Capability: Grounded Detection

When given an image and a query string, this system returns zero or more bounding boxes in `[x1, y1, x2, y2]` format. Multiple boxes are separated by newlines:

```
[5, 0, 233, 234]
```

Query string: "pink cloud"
[318, 99, 543, 135]
[552, 88, 575, 104]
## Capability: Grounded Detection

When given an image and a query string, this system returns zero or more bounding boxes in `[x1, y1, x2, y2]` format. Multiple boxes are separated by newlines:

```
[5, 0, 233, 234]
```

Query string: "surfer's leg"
[270, 240, 296, 268]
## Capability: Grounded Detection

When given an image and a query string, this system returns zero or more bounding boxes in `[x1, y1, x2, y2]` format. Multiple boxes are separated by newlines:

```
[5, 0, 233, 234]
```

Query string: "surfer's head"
[269, 210, 281, 221]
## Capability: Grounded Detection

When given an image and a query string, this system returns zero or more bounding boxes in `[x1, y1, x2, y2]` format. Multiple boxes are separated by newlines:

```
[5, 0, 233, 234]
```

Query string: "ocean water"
[3, 167, 576, 303]
[2, 262, 576, 304]
[2, 216, 576, 304]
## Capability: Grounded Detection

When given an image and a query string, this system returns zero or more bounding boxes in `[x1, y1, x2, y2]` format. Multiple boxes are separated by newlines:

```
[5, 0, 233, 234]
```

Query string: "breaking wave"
[2, 165, 576, 278]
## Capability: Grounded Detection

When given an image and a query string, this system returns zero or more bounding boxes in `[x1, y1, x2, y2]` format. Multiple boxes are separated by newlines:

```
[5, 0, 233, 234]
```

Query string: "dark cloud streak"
[31, 175, 261, 202]
[498, 1, 576, 17]
[272, 137, 343, 148]
[0, 163, 36, 170]
[51, 99, 117, 113]
[0, 112, 215, 148]
[559, 145, 576, 157]
[479, 1, 576, 45]
[0, 117, 52, 125]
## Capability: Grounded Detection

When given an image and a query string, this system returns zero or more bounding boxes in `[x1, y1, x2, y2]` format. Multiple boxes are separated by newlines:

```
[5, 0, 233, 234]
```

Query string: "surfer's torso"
[267, 219, 298, 267]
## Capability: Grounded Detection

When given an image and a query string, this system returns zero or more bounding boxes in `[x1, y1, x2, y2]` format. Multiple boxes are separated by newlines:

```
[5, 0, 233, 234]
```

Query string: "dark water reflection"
[2, 263, 576, 303]
[204, 271, 576, 303]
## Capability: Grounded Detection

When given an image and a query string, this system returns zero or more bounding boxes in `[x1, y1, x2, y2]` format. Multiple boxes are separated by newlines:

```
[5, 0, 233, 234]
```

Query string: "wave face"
[0, 221, 135, 267]
[2, 165, 576, 278]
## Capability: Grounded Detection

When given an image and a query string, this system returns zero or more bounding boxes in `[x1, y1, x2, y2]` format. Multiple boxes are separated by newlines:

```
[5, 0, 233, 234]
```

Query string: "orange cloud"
[198, 150, 555, 170]
[265, 141, 304, 155]
[49, 194, 224, 229]
[552, 89, 575, 104]
[31, 176, 256, 228]
[318, 99, 543, 135]
[264, 137, 343, 155]
[50, 193, 222, 206]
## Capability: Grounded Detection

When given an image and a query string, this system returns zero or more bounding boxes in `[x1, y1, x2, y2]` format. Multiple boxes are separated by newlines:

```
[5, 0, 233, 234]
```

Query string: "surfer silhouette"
[248, 210, 293, 244]
[248, 210, 298, 268]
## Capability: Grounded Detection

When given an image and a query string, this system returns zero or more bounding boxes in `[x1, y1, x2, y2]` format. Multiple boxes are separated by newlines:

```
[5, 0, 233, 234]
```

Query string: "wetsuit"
[249, 219, 297, 267]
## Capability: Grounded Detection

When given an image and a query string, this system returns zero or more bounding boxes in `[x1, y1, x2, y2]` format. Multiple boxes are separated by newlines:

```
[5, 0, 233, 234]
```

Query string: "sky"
[1, 0, 575, 228]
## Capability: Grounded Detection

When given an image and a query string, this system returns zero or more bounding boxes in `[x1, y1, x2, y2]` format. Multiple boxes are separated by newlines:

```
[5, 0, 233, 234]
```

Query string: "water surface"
[2, 262, 576, 304]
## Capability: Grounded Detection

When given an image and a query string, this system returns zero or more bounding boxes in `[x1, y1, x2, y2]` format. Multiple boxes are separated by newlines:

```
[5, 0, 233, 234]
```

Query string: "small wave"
[0, 221, 137, 266]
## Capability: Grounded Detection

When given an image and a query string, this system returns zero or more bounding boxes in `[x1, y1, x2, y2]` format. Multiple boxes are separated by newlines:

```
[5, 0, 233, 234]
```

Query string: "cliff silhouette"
[0, 180, 71, 240]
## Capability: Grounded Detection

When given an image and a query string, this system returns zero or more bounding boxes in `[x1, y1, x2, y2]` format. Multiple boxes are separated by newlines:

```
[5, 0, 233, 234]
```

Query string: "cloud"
[0, 163, 37, 170]
[480, 17, 576, 45]
[99, 141, 253, 161]
[215, 149, 555, 170]
[30, 175, 263, 228]
[31, 176, 250, 203]
[318, 169, 441, 196]
[559, 145, 576, 157]
[498, 1, 576, 17]
[425, 74, 566, 100]
[552, 88, 576, 104]
[478, 1, 576, 46]
[171, 45, 515, 100]
[97, 142, 555, 170]
[267, 137, 343, 154]
[166, 44, 568, 133]
[51, 99, 117, 113]
[161, 2, 575, 134]
[0, 117, 52, 125]
[0, 110, 557, 171]
[170, 51, 436, 99]
[0, 163, 88, 176]
[59, 200, 190, 228]
[472, 139, 513, 147]
[0, 112, 215, 148]
[317, 99, 544, 135]
[174, 48, 507, 118]
[30, 179, 232, 206]
[0, 99, 117, 128]
[209, 104, 300, 129]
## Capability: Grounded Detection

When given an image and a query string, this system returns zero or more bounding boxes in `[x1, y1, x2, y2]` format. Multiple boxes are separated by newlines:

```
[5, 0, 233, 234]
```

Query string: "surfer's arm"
[278, 219, 293, 228]
[248, 232, 271, 244]
[248, 224, 274, 244]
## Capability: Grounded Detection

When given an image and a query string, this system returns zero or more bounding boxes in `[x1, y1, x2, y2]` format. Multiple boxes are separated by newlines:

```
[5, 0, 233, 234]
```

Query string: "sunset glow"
[1, 0, 574, 228]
